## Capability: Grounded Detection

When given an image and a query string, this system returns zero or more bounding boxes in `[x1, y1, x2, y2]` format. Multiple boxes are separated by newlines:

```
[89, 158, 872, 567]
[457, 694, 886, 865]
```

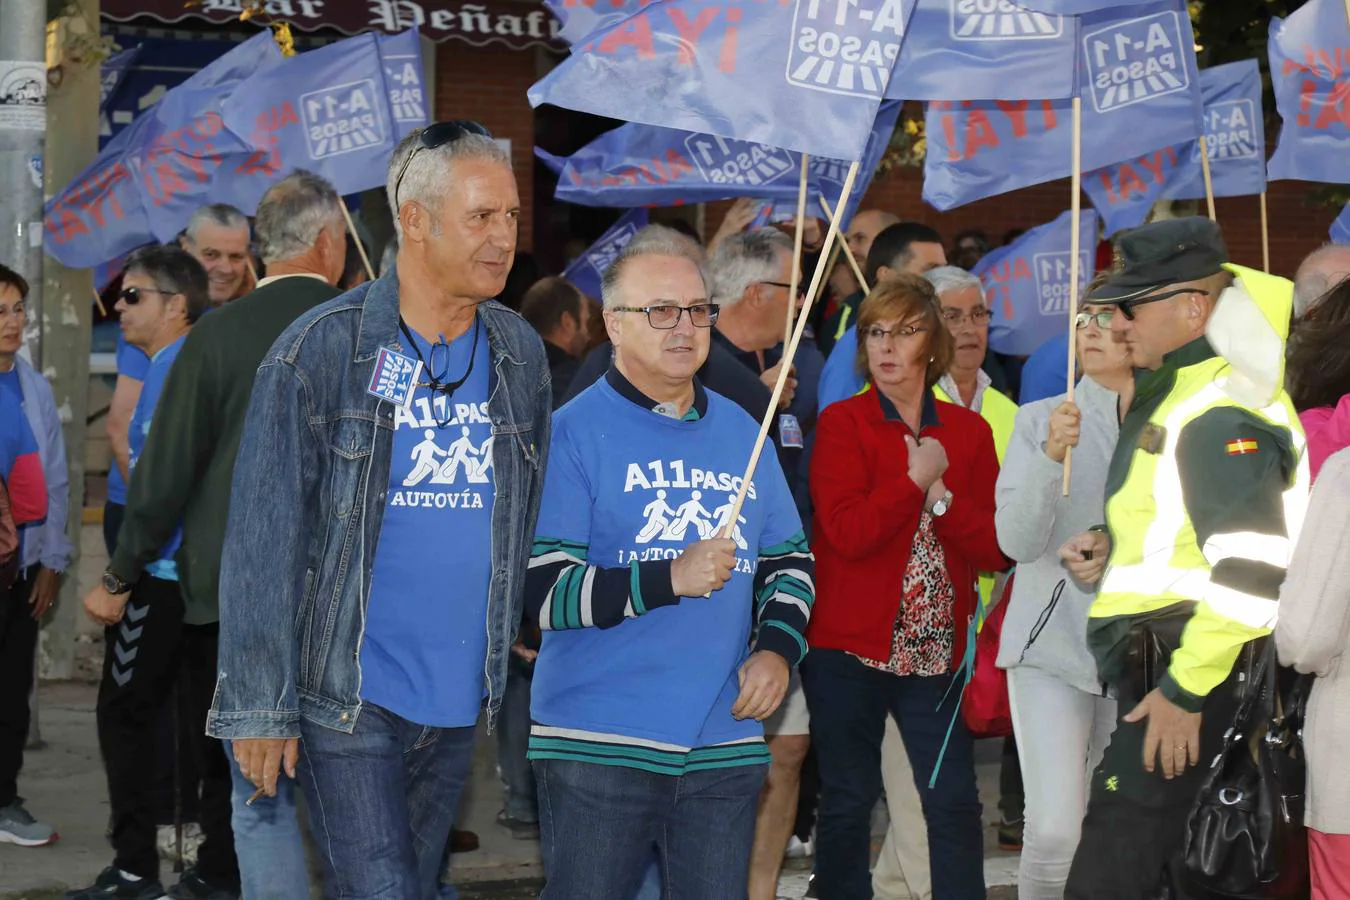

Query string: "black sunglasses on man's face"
[1117, 287, 1211, 321]
[393, 120, 493, 209]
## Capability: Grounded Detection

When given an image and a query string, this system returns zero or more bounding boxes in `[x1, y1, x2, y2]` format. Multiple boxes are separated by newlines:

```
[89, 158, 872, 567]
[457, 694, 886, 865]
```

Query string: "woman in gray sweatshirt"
[993, 300, 1134, 900]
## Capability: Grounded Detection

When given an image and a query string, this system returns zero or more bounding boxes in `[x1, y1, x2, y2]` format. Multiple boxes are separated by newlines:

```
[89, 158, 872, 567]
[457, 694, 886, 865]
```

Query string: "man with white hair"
[1292, 243, 1350, 318]
[85, 170, 346, 899]
[208, 123, 551, 897]
[181, 204, 253, 307]
[525, 226, 814, 899]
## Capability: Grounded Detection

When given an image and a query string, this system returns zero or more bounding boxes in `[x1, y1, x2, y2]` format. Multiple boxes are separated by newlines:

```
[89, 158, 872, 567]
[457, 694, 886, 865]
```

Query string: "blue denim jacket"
[207, 273, 551, 738]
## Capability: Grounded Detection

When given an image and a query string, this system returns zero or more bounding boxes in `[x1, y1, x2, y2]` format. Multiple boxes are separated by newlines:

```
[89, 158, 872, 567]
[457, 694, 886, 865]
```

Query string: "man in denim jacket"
[208, 122, 551, 899]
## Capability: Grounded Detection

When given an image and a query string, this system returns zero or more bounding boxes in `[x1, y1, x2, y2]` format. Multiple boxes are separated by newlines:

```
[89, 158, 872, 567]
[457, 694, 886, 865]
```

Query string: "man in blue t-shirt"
[105, 334, 148, 556]
[524, 227, 816, 900]
[67, 246, 230, 900]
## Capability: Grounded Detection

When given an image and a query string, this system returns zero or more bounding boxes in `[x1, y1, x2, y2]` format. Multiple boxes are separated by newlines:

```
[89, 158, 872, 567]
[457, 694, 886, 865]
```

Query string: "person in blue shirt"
[68, 246, 228, 900]
[0, 263, 70, 849]
[524, 227, 816, 900]
[105, 333, 149, 557]
[1018, 331, 1074, 404]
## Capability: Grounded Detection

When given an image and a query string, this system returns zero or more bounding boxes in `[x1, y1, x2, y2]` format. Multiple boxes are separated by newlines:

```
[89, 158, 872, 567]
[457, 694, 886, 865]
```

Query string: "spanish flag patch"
[1225, 438, 1260, 456]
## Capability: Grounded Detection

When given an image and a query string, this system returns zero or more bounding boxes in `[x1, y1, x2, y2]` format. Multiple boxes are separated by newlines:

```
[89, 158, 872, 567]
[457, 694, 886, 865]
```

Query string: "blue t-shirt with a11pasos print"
[360, 317, 496, 728]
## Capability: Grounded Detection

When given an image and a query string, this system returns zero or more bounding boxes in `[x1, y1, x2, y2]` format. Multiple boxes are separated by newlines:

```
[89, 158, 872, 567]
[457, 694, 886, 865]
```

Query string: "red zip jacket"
[808, 388, 1007, 667]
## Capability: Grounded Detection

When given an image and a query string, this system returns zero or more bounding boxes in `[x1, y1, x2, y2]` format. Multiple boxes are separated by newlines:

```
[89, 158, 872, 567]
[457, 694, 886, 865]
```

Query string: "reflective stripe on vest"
[1097, 358, 1308, 630]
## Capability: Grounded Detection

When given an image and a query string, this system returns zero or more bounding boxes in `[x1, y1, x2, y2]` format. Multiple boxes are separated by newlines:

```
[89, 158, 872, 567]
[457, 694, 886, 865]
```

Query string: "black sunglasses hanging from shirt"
[392, 120, 494, 209]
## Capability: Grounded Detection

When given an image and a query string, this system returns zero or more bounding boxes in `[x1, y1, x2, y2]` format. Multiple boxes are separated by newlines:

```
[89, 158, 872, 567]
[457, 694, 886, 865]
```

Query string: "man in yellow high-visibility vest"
[1058, 218, 1307, 898]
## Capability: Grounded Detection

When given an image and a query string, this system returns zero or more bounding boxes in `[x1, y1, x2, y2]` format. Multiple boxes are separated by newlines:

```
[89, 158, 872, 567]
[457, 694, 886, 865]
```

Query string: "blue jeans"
[535, 758, 767, 900]
[299, 704, 477, 900]
[801, 649, 986, 900]
[224, 740, 310, 899]
[496, 656, 537, 823]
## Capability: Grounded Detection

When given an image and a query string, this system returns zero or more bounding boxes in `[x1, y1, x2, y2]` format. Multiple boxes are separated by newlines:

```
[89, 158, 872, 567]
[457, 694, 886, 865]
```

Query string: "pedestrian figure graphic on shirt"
[712, 494, 749, 550]
[636, 490, 677, 543]
[466, 434, 494, 484]
[405, 429, 448, 486]
[666, 490, 714, 541]
[433, 426, 480, 484]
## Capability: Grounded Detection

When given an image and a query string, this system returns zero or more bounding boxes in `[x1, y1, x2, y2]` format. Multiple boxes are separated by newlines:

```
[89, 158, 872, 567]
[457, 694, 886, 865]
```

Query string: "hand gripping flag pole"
[786, 155, 810, 345]
[1063, 96, 1083, 497]
[722, 160, 861, 535]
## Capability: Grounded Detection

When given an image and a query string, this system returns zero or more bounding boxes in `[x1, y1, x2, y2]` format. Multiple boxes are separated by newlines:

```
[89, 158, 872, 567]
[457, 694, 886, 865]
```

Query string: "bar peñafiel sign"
[101, 0, 566, 50]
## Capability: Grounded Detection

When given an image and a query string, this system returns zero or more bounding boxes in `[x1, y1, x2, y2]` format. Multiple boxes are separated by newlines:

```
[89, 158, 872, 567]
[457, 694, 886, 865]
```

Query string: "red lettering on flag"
[719, 6, 741, 74]
[669, 7, 719, 66]
[994, 101, 1028, 138]
[1314, 80, 1350, 129]
[598, 14, 655, 58]
[664, 149, 694, 180]
[964, 109, 999, 159]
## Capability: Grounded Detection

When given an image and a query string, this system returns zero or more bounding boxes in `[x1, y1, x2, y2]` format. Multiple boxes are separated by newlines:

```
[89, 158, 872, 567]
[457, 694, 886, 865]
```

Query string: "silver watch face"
[102, 572, 125, 594]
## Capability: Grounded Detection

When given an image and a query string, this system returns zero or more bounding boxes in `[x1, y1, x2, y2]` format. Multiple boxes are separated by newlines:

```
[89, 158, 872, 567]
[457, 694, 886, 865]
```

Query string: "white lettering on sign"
[1083, 11, 1189, 113]
[684, 134, 796, 187]
[382, 54, 426, 125]
[200, 0, 325, 16]
[301, 80, 387, 159]
[1033, 251, 1092, 315]
[370, 0, 559, 41]
[1200, 98, 1257, 160]
[950, 0, 1062, 42]
[786, 0, 905, 97]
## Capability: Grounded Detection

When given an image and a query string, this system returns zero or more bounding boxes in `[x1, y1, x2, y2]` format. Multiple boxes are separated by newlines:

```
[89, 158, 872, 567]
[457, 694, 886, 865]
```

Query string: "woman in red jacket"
[803, 274, 1006, 900]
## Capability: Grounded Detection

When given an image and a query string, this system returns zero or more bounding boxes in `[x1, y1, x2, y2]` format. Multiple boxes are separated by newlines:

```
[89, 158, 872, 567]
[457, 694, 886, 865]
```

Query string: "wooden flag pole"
[722, 160, 861, 531]
[92, 287, 106, 318]
[340, 203, 377, 281]
[786, 155, 811, 345]
[1259, 192, 1271, 273]
[1198, 136, 1217, 222]
[818, 193, 870, 294]
[1063, 96, 1083, 497]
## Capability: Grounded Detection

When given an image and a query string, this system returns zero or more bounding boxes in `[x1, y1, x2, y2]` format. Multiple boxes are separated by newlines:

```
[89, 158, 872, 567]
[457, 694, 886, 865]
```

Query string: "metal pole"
[0, 0, 48, 368]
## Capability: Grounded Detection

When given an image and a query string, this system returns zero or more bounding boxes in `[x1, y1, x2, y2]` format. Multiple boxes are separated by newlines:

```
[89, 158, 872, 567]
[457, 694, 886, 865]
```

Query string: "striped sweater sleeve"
[525, 537, 680, 630]
[752, 531, 815, 666]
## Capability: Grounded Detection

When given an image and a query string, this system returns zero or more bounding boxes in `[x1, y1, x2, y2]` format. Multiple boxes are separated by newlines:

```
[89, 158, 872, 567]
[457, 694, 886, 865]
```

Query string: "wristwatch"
[930, 490, 954, 517]
[102, 570, 134, 595]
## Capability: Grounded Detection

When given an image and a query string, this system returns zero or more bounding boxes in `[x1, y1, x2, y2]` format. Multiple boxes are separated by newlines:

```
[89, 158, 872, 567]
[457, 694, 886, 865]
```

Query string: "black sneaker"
[167, 867, 239, 900]
[998, 815, 1024, 852]
[65, 866, 167, 899]
[804, 872, 819, 899]
[496, 809, 541, 841]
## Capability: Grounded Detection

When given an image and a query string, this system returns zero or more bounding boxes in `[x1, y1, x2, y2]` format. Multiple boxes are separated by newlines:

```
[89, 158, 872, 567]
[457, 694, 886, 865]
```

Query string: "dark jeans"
[1065, 654, 1247, 899]
[96, 575, 236, 885]
[0, 568, 38, 807]
[534, 758, 768, 900]
[801, 649, 986, 900]
[299, 703, 477, 900]
[497, 655, 537, 823]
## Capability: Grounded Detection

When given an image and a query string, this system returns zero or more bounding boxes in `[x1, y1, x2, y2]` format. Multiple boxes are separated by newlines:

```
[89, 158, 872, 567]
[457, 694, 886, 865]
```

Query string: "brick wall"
[434, 44, 538, 251]
[709, 173, 1337, 278]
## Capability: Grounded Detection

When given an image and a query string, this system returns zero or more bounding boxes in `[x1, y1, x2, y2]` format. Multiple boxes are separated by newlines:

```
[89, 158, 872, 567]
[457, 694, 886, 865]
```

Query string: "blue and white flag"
[923, 0, 1203, 210]
[219, 33, 399, 213]
[546, 0, 655, 45]
[1267, 0, 1350, 183]
[1016, 0, 1154, 12]
[563, 208, 650, 299]
[541, 100, 901, 213]
[887, 0, 1076, 101]
[529, 0, 912, 160]
[46, 31, 285, 267]
[1332, 203, 1350, 244]
[1165, 59, 1265, 200]
[100, 46, 140, 112]
[377, 31, 429, 140]
[972, 209, 1097, 355]
[1084, 59, 1266, 236]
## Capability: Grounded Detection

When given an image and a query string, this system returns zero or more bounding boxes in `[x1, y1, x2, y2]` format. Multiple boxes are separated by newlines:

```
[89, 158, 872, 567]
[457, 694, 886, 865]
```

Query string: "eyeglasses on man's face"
[117, 286, 177, 306]
[759, 280, 805, 299]
[1116, 288, 1211, 321]
[941, 307, 992, 326]
[611, 303, 721, 329]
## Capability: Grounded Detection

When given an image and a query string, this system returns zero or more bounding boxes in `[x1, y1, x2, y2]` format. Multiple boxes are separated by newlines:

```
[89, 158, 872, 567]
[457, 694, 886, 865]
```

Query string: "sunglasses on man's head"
[393, 120, 493, 209]
[117, 286, 177, 306]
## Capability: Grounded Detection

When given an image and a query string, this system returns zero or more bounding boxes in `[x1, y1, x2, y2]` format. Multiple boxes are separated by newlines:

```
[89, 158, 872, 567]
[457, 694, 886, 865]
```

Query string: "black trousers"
[96, 575, 237, 885]
[1065, 653, 1248, 899]
[0, 568, 38, 807]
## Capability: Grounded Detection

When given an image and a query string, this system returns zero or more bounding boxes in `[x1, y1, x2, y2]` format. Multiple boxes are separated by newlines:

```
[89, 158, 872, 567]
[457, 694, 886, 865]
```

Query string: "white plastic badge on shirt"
[778, 413, 804, 449]
[367, 347, 424, 410]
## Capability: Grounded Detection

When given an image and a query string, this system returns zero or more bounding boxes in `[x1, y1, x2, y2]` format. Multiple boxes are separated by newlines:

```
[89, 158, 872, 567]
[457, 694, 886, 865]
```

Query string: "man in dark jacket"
[80, 171, 347, 900]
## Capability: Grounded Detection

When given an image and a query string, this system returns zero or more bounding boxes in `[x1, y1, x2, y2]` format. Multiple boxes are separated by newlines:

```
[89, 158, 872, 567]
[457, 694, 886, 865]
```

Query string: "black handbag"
[1183, 640, 1312, 899]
